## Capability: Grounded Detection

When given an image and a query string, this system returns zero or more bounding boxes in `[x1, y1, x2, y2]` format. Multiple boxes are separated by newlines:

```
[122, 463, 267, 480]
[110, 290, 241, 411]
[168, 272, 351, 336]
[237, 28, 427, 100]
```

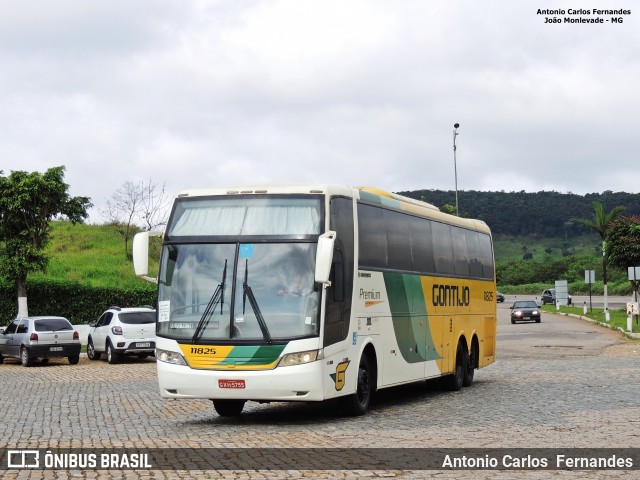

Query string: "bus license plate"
[50, 346, 63, 352]
[219, 379, 245, 389]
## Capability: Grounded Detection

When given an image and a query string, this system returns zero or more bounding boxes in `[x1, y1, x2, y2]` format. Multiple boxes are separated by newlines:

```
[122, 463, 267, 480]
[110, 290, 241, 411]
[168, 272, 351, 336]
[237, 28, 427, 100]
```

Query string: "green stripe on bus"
[384, 272, 441, 363]
[359, 190, 401, 210]
[216, 345, 286, 366]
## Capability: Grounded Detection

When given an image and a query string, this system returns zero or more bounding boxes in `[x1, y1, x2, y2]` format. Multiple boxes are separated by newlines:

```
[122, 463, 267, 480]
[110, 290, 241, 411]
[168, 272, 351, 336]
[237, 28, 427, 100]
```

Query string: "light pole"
[453, 123, 460, 216]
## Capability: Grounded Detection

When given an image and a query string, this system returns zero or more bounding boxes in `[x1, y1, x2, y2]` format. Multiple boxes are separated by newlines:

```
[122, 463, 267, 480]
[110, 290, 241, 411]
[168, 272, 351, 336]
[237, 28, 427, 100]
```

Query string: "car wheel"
[342, 354, 374, 416]
[106, 342, 119, 365]
[21, 347, 33, 367]
[87, 339, 101, 361]
[68, 355, 80, 365]
[511, 318, 516, 324]
[213, 400, 246, 417]
[536, 318, 541, 323]
[0, 353, 4, 364]
[443, 341, 466, 392]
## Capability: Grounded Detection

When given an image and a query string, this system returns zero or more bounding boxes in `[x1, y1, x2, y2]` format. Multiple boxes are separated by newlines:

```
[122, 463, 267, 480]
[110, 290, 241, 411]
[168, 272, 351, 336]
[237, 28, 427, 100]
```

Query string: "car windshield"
[34, 318, 72, 331]
[157, 242, 319, 342]
[513, 301, 537, 309]
[119, 312, 156, 324]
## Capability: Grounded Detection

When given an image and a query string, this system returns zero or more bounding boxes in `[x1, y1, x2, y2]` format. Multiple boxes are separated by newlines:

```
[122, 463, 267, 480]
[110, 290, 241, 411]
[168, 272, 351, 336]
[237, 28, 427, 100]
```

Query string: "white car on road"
[87, 306, 156, 364]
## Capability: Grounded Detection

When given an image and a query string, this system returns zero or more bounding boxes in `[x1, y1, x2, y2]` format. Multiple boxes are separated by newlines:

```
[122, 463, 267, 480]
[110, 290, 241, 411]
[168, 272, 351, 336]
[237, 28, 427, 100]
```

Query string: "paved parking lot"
[1, 306, 639, 479]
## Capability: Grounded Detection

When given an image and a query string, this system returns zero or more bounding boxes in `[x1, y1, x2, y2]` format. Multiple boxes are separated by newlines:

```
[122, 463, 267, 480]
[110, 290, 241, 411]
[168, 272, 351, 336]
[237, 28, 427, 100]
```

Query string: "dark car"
[541, 289, 572, 305]
[496, 291, 505, 303]
[510, 301, 541, 324]
[0, 316, 81, 366]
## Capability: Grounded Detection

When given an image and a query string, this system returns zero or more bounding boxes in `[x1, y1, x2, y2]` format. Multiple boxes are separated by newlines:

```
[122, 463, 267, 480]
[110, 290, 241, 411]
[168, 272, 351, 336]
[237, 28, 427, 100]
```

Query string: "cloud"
[0, 0, 639, 222]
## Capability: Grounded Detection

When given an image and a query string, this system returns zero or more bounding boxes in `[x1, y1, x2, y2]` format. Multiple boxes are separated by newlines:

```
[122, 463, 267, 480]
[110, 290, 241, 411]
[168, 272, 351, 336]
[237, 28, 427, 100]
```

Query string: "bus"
[133, 184, 496, 416]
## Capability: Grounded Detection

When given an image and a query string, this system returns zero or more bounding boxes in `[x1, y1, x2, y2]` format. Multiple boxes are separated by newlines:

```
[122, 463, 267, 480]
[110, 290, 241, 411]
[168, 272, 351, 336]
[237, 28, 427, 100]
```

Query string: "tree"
[0, 167, 92, 317]
[606, 215, 640, 270]
[440, 203, 457, 215]
[573, 201, 625, 313]
[104, 179, 169, 258]
[521, 244, 533, 260]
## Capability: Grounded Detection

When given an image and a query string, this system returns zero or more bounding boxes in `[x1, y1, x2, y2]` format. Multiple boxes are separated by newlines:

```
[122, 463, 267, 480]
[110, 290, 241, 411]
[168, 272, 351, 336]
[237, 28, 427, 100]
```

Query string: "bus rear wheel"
[463, 343, 476, 387]
[213, 400, 246, 417]
[443, 342, 466, 391]
[342, 354, 373, 416]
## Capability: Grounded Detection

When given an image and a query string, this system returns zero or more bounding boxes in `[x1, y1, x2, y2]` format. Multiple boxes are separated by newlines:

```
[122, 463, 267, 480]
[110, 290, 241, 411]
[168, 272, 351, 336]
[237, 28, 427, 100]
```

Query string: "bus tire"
[444, 342, 466, 391]
[213, 400, 245, 417]
[342, 354, 373, 416]
[463, 343, 476, 387]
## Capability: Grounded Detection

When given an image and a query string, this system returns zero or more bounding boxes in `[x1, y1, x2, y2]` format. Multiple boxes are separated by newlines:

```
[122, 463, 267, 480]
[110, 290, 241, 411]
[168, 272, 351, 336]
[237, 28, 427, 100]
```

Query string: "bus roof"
[175, 184, 491, 235]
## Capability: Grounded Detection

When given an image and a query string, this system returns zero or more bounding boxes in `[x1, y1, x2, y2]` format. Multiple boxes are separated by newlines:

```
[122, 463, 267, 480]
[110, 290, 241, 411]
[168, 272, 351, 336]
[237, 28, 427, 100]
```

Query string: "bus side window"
[331, 249, 345, 303]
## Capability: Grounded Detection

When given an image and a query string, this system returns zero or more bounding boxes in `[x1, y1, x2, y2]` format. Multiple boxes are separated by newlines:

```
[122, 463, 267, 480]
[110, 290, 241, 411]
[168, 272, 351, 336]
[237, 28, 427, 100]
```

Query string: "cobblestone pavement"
[1, 308, 639, 479]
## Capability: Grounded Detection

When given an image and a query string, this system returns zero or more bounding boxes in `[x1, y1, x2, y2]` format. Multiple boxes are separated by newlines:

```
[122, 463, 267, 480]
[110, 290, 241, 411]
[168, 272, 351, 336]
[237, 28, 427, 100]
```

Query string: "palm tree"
[573, 201, 625, 316]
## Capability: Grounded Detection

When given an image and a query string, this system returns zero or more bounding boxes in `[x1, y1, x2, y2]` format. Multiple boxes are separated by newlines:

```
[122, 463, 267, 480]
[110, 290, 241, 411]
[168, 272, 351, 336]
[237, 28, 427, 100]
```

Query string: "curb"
[552, 311, 640, 340]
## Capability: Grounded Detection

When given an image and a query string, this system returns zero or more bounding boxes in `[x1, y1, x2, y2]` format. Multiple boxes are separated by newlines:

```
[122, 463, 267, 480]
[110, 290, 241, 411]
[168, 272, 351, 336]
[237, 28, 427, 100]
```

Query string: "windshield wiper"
[192, 259, 227, 344]
[242, 259, 272, 345]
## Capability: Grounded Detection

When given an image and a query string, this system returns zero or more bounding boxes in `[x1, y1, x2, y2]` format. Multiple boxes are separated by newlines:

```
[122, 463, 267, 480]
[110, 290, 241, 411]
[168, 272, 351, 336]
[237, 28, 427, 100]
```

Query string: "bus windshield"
[157, 242, 320, 342]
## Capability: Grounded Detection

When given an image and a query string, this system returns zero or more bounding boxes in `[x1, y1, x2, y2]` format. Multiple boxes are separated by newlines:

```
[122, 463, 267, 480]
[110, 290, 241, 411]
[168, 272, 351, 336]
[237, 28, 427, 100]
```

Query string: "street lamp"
[453, 123, 460, 216]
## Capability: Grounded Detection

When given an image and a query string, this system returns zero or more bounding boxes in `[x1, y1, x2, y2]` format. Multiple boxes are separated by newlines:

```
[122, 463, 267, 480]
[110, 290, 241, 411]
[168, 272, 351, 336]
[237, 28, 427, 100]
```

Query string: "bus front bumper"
[157, 359, 325, 402]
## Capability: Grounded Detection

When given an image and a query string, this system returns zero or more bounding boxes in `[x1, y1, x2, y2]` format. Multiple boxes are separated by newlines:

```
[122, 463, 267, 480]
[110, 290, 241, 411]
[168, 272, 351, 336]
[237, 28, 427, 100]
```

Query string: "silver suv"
[0, 316, 81, 367]
[87, 306, 156, 364]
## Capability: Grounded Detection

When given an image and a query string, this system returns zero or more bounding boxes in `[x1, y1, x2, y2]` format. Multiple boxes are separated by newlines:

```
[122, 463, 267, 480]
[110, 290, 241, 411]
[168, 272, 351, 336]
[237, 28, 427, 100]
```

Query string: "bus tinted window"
[451, 227, 470, 277]
[465, 231, 484, 278]
[384, 209, 413, 271]
[431, 222, 455, 275]
[357, 202, 493, 280]
[358, 204, 387, 268]
[477, 233, 495, 280]
[409, 216, 435, 273]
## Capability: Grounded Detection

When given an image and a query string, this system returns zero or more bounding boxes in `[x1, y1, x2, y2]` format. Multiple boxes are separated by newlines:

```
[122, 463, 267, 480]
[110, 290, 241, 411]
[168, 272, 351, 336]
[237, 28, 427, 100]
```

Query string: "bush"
[0, 278, 156, 325]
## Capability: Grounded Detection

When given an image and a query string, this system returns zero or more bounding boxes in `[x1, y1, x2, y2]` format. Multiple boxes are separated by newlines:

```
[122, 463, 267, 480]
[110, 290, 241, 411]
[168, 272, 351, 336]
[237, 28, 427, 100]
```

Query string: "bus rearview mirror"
[315, 231, 337, 285]
[133, 231, 164, 282]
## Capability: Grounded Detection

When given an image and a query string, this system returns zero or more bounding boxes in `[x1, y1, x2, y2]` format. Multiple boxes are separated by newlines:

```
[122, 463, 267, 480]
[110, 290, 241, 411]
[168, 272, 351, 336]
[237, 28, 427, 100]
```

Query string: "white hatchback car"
[87, 306, 156, 364]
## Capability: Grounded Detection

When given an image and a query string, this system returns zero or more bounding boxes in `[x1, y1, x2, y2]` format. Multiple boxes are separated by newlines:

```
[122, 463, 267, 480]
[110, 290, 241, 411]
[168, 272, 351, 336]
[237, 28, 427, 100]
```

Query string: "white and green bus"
[133, 184, 496, 416]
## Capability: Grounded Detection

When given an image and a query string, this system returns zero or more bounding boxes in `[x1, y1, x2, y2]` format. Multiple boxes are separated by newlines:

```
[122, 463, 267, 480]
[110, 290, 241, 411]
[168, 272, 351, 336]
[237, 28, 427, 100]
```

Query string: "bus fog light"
[156, 348, 187, 366]
[277, 350, 320, 367]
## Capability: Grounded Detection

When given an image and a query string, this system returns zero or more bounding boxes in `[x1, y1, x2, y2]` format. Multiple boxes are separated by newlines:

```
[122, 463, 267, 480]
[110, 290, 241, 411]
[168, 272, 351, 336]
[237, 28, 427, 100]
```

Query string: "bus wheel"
[444, 342, 466, 391]
[342, 354, 373, 416]
[213, 400, 246, 417]
[463, 344, 476, 387]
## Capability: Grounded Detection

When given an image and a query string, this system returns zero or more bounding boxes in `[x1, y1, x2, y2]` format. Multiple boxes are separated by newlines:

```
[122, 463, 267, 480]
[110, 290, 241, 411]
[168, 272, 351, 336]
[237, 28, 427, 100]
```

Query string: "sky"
[1, 0, 639, 223]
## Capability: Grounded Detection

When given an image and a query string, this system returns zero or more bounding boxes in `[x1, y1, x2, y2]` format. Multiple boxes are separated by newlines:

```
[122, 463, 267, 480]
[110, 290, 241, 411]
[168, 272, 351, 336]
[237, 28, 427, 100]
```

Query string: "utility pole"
[453, 123, 460, 216]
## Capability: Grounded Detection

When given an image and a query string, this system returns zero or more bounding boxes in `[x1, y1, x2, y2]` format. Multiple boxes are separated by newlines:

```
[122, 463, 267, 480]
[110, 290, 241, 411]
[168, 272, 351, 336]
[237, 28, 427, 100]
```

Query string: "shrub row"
[0, 278, 157, 325]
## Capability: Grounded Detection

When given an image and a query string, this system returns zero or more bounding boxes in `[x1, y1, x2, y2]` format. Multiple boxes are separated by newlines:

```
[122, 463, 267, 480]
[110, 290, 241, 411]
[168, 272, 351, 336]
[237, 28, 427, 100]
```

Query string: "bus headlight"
[277, 349, 323, 367]
[156, 348, 187, 366]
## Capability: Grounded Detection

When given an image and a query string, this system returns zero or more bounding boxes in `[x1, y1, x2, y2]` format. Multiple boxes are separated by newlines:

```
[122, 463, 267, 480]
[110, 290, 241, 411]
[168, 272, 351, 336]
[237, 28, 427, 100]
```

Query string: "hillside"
[30, 221, 159, 289]
[397, 189, 640, 238]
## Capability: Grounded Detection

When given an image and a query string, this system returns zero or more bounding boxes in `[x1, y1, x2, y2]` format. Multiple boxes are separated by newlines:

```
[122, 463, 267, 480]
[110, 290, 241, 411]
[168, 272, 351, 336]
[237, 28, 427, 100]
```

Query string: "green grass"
[31, 221, 160, 289]
[541, 304, 640, 334]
